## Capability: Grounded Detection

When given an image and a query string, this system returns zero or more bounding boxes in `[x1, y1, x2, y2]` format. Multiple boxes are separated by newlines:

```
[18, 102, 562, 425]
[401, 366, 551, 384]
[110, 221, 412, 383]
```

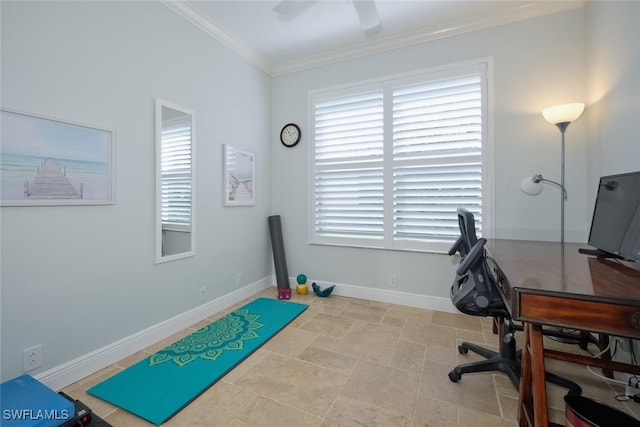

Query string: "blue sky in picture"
[1, 110, 110, 163]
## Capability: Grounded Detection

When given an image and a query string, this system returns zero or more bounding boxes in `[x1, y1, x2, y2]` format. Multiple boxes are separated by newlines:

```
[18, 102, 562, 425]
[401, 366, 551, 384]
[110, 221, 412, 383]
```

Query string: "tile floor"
[62, 289, 640, 426]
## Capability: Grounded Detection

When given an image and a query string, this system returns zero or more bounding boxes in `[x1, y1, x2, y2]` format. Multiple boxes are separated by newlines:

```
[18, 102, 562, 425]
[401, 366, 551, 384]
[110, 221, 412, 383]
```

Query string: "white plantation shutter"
[161, 121, 192, 229]
[313, 91, 385, 244]
[393, 74, 483, 248]
[310, 62, 488, 252]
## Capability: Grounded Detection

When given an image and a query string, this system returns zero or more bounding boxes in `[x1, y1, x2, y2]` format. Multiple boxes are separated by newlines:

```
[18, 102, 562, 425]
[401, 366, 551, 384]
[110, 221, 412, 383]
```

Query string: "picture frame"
[223, 145, 255, 206]
[1, 109, 115, 206]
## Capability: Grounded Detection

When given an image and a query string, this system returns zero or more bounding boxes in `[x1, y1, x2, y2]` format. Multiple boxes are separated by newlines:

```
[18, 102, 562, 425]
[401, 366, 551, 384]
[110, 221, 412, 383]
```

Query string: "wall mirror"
[155, 99, 195, 263]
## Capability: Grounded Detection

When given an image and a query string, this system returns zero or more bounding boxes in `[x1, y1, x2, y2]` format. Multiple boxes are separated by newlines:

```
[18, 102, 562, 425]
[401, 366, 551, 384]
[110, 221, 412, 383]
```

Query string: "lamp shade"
[542, 103, 585, 125]
[520, 176, 543, 195]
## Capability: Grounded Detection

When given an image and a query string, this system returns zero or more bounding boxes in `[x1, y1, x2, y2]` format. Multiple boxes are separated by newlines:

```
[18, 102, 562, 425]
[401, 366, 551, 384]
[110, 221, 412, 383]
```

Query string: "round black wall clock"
[280, 123, 301, 148]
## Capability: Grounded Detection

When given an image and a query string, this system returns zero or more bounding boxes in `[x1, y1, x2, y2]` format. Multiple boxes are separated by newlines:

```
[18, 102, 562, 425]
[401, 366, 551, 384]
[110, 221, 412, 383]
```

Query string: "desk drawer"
[519, 293, 640, 339]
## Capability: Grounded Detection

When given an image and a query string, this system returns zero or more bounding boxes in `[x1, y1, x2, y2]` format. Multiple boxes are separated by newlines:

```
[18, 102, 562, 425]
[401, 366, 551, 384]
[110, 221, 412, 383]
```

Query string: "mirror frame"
[155, 98, 196, 263]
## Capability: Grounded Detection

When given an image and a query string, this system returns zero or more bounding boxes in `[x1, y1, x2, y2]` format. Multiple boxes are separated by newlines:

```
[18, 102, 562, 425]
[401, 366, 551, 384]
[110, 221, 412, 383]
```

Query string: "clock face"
[280, 123, 301, 147]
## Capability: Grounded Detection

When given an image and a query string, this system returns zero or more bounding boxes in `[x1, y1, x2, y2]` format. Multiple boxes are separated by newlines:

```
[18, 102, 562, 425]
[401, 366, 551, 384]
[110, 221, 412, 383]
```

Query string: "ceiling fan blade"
[273, 0, 315, 18]
[353, 0, 380, 31]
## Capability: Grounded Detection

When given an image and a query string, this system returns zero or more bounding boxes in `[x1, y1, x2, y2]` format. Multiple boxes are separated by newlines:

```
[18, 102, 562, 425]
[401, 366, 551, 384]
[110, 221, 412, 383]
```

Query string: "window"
[310, 62, 490, 253]
[160, 117, 192, 231]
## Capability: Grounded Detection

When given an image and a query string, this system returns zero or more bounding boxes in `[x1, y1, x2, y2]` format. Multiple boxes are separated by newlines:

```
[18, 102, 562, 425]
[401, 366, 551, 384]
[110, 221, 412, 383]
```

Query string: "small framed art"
[223, 145, 254, 206]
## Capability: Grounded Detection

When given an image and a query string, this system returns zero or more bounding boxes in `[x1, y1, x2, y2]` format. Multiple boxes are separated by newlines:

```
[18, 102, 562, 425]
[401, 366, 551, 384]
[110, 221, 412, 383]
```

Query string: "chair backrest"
[457, 207, 478, 250]
[448, 208, 478, 258]
[449, 208, 507, 316]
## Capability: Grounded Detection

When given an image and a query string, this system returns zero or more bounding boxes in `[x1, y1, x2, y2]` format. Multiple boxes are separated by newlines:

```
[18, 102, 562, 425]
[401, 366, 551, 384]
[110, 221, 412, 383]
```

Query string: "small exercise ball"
[296, 274, 307, 284]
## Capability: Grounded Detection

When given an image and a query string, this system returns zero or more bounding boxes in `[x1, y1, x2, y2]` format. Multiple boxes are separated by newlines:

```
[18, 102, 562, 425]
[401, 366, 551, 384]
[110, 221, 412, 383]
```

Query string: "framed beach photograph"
[223, 145, 255, 206]
[1, 109, 115, 206]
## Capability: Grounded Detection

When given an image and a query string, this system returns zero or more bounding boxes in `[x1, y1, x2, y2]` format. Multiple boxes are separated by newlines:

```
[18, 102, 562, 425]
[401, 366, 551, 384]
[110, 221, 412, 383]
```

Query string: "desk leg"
[518, 323, 533, 427]
[518, 323, 549, 427]
[598, 334, 614, 378]
[530, 324, 549, 426]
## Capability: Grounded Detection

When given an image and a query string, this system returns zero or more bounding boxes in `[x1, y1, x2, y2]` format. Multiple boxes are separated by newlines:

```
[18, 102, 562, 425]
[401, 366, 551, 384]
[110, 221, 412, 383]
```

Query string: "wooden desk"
[485, 239, 640, 427]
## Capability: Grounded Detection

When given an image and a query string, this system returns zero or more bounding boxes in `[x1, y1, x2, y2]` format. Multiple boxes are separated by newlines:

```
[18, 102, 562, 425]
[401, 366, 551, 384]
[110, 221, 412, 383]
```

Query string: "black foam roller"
[268, 215, 290, 290]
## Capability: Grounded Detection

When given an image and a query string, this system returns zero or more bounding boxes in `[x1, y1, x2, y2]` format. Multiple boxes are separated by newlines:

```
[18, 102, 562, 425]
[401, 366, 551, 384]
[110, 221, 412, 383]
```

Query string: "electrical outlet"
[236, 273, 243, 288]
[23, 345, 43, 371]
[388, 274, 397, 289]
[199, 286, 207, 301]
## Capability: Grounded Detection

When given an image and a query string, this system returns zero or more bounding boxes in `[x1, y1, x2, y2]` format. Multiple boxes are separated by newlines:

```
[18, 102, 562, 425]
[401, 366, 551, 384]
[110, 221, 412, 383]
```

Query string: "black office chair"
[447, 208, 582, 394]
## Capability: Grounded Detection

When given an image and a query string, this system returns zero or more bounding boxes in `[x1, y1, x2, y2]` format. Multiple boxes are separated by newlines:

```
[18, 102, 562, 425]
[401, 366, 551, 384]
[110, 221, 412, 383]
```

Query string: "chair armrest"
[456, 238, 492, 308]
[456, 238, 486, 275]
[448, 235, 466, 256]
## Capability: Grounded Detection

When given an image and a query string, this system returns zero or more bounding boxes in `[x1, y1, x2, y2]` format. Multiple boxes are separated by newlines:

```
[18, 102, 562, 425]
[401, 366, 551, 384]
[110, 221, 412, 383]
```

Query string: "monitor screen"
[588, 171, 640, 262]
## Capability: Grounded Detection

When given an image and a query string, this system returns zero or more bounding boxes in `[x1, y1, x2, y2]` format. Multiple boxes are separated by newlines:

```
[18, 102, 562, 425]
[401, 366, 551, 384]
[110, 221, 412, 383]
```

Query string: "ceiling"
[161, 0, 584, 76]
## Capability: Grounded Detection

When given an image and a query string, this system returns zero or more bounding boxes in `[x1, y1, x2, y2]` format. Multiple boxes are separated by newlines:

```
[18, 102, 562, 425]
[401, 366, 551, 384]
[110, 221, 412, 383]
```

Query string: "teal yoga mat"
[88, 297, 307, 425]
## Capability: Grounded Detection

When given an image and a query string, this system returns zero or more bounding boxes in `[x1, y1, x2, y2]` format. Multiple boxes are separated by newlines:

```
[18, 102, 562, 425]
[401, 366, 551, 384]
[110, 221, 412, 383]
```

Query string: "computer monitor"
[586, 171, 640, 263]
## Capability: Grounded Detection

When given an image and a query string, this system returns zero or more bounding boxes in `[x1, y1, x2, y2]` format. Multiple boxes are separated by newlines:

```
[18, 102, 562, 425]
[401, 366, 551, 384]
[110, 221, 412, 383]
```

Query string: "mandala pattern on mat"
[149, 309, 263, 367]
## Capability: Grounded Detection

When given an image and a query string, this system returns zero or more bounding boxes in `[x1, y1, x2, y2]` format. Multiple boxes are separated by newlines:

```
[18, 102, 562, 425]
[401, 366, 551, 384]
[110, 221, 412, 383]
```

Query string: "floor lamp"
[520, 102, 585, 244]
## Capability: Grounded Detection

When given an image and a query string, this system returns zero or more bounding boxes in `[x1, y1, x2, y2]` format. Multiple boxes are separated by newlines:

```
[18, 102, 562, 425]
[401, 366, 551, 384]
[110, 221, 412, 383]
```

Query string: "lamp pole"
[541, 102, 584, 245]
[556, 121, 570, 245]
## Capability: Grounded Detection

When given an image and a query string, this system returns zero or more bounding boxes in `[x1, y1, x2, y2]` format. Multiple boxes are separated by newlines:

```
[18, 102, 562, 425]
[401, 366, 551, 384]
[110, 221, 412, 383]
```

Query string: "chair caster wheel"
[448, 370, 461, 382]
[458, 345, 468, 354]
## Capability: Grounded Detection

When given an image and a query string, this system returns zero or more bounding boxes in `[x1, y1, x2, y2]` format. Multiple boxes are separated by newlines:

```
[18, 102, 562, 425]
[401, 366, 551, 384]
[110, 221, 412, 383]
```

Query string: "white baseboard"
[300, 277, 457, 314]
[36, 277, 272, 391]
[37, 275, 454, 391]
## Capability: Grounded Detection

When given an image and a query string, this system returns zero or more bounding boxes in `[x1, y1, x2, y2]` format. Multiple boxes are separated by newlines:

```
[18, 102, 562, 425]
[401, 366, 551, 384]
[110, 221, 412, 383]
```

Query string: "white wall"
[585, 1, 640, 202]
[271, 9, 588, 298]
[0, 1, 273, 381]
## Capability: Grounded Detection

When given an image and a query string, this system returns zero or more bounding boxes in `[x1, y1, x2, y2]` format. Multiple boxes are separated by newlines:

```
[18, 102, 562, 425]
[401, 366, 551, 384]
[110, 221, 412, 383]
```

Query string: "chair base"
[448, 324, 582, 395]
[448, 341, 521, 389]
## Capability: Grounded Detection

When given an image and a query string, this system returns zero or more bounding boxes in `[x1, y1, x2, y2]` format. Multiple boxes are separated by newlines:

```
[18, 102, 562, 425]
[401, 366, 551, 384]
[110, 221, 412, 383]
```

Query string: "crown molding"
[159, 0, 273, 75]
[161, 0, 584, 78]
[271, 1, 585, 76]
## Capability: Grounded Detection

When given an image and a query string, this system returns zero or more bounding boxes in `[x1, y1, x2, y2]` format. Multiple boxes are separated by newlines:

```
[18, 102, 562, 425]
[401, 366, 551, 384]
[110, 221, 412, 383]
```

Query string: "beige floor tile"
[322, 395, 410, 427]
[412, 395, 458, 427]
[238, 395, 322, 427]
[261, 326, 318, 357]
[403, 321, 456, 349]
[299, 311, 356, 338]
[425, 344, 459, 364]
[390, 340, 426, 373]
[103, 409, 156, 426]
[339, 300, 387, 323]
[297, 345, 358, 374]
[335, 319, 403, 364]
[234, 352, 347, 417]
[498, 393, 519, 420]
[163, 381, 257, 426]
[381, 311, 407, 328]
[420, 359, 501, 417]
[288, 303, 322, 328]
[457, 406, 517, 427]
[431, 310, 483, 332]
[340, 360, 420, 418]
[220, 348, 269, 383]
[58, 293, 639, 426]
[456, 328, 489, 346]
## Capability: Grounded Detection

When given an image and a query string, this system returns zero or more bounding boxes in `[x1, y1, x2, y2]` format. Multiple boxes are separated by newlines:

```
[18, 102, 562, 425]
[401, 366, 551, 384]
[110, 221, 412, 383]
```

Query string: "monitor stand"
[579, 248, 640, 272]
[578, 247, 623, 260]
